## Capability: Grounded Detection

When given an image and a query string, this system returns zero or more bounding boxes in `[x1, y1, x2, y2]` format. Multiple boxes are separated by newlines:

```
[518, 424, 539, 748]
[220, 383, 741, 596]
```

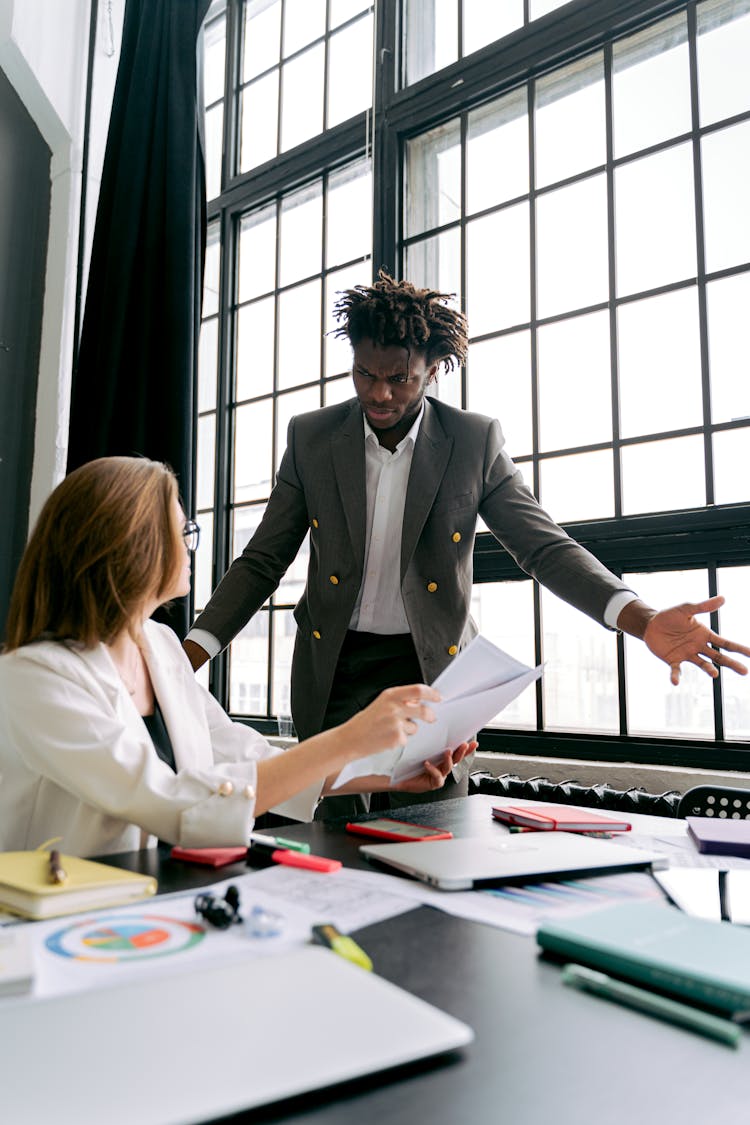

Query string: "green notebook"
[537, 900, 750, 1016]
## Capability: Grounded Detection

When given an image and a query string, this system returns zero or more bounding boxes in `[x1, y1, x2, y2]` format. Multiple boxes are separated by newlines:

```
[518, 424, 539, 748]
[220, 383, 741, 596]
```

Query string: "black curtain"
[68, 0, 211, 634]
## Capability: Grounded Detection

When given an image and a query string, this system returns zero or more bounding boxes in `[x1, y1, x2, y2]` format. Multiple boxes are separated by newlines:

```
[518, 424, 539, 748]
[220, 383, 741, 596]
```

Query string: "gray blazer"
[193, 397, 629, 739]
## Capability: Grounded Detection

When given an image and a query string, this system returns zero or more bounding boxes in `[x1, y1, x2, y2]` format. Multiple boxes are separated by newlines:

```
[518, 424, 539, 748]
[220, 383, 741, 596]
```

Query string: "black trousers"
[315, 630, 468, 821]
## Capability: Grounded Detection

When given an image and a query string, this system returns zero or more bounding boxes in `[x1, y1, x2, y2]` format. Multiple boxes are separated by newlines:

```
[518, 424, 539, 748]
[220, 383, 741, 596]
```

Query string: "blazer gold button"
[427, 582, 438, 593]
[312, 518, 319, 528]
[329, 575, 339, 585]
[243, 784, 255, 800]
[218, 780, 234, 797]
[452, 532, 461, 543]
[313, 630, 321, 639]
[447, 645, 458, 656]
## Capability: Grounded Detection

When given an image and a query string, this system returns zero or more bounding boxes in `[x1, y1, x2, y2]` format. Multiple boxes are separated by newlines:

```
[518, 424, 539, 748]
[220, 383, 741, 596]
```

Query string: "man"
[185, 272, 749, 814]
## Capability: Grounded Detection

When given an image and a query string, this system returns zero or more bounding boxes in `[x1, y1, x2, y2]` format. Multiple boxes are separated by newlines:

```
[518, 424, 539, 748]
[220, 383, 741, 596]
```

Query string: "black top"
[143, 698, 176, 773]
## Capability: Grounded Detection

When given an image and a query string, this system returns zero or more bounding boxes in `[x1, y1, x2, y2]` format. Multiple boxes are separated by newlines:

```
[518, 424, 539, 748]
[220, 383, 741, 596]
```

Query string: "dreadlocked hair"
[332, 269, 468, 373]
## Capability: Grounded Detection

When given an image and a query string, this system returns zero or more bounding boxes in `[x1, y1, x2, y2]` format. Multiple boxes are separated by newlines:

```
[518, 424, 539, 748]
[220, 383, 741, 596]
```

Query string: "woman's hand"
[390, 740, 478, 794]
[342, 683, 440, 761]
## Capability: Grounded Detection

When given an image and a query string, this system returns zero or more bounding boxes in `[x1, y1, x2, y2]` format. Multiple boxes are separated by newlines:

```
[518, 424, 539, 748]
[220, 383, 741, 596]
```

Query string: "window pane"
[275, 385, 320, 471]
[229, 612, 269, 715]
[467, 204, 529, 334]
[697, 0, 750, 127]
[405, 119, 461, 238]
[431, 367, 462, 410]
[615, 143, 696, 296]
[324, 375, 354, 404]
[467, 90, 528, 215]
[234, 398, 273, 502]
[530, 0, 571, 16]
[197, 414, 216, 511]
[404, 0, 458, 86]
[204, 16, 226, 105]
[540, 450, 614, 523]
[536, 174, 608, 318]
[205, 104, 223, 202]
[612, 13, 691, 159]
[238, 205, 277, 304]
[618, 288, 703, 439]
[537, 310, 611, 450]
[277, 279, 322, 390]
[327, 13, 373, 128]
[463, 0, 523, 56]
[276, 531, 310, 603]
[718, 564, 750, 740]
[325, 262, 371, 376]
[472, 581, 536, 728]
[713, 425, 750, 503]
[541, 587, 619, 734]
[621, 434, 706, 514]
[198, 318, 218, 414]
[535, 54, 605, 188]
[281, 45, 324, 151]
[236, 296, 275, 401]
[330, 0, 370, 29]
[272, 609, 296, 718]
[193, 510, 214, 613]
[326, 161, 372, 268]
[701, 121, 750, 274]
[239, 71, 279, 172]
[283, 0, 325, 56]
[204, 223, 221, 316]
[233, 502, 267, 563]
[279, 182, 323, 287]
[707, 272, 750, 424]
[405, 228, 461, 297]
[625, 569, 713, 738]
[467, 332, 532, 458]
[243, 0, 281, 81]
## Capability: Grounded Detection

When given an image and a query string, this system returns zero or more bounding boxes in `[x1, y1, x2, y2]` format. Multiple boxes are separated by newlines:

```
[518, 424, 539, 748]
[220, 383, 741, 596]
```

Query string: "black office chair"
[676, 784, 750, 820]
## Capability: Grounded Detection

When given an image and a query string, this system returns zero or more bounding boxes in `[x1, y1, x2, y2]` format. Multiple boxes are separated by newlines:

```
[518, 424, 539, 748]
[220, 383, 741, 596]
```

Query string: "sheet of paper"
[332, 636, 542, 789]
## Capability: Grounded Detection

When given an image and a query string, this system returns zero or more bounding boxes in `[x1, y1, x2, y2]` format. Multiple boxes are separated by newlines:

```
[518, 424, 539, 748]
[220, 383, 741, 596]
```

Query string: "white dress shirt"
[348, 407, 424, 633]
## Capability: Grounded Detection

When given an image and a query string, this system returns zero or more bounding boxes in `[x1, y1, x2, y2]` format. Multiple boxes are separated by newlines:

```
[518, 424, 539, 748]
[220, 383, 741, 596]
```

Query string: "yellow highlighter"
[312, 923, 373, 971]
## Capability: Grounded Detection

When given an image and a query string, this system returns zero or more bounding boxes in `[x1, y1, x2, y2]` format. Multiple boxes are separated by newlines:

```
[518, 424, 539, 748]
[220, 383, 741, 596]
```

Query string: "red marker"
[247, 842, 341, 873]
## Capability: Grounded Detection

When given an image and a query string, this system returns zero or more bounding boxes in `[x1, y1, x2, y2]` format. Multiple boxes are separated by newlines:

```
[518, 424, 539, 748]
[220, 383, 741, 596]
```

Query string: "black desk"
[106, 795, 748, 1125]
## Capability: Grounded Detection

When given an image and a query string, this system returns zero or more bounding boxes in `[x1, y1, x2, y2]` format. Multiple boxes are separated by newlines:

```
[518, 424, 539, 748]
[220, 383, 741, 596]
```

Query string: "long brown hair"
[4, 457, 181, 651]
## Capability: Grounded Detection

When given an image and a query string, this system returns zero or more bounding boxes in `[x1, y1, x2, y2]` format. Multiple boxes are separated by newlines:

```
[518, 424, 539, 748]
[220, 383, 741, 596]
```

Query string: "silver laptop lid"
[359, 833, 665, 891]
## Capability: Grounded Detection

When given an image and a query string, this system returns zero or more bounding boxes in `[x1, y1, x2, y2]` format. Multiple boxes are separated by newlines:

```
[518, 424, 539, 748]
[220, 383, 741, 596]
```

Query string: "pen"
[48, 849, 67, 885]
[312, 923, 373, 971]
[561, 963, 741, 1048]
[249, 832, 311, 854]
[246, 842, 341, 873]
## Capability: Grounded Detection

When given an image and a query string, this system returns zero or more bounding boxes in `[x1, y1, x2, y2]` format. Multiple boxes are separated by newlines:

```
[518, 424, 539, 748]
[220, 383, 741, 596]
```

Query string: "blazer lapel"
[331, 401, 367, 574]
[401, 398, 453, 579]
[141, 623, 214, 772]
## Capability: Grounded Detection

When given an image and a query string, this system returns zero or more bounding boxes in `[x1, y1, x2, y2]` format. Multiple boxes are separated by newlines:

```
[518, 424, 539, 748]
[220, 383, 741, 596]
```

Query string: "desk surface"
[106, 795, 747, 1125]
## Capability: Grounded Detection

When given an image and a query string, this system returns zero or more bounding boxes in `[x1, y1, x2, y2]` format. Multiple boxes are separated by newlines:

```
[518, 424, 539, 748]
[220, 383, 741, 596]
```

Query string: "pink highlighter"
[246, 841, 341, 873]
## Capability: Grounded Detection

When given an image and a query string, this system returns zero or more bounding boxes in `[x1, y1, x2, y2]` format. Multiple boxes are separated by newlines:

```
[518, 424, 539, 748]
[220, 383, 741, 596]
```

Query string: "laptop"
[0, 946, 473, 1124]
[359, 832, 666, 891]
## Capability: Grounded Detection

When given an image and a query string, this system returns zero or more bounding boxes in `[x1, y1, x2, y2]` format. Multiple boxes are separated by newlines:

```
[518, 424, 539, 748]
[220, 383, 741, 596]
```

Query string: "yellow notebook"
[0, 851, 157, 920]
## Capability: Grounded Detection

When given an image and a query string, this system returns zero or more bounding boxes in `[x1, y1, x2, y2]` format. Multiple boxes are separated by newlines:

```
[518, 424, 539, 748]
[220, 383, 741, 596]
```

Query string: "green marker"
[249, 832, 311, 855]
[562, 963, 741, 1048]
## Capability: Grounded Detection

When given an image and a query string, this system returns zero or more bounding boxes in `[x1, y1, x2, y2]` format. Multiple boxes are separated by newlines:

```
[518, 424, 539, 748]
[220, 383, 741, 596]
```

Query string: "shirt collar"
[362, 401, 425, 452]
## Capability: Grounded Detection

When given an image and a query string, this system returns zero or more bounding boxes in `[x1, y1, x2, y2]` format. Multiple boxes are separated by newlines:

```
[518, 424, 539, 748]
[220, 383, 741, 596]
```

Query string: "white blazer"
[0, 621, 316, 857]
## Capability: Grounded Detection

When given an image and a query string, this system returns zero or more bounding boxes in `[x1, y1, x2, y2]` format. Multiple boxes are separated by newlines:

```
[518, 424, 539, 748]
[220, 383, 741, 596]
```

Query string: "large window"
[198, 0, 750, 769]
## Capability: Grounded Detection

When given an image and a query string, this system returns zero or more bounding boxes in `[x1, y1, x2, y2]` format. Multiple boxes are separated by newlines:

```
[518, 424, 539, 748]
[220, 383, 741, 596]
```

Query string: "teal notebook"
[537, 901, 750, 1016]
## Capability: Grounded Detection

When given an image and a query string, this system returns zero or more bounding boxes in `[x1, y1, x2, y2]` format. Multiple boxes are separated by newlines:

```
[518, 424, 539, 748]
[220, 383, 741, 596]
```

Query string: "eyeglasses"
[182, 519, 200, 553]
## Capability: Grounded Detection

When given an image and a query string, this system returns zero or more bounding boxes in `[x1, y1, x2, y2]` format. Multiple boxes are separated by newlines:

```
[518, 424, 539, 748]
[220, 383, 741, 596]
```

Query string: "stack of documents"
[333, 636, 542, 789]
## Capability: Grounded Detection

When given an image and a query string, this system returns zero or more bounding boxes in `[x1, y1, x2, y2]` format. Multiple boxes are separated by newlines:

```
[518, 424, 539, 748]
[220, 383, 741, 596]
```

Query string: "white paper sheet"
[332, 636, 542, 789]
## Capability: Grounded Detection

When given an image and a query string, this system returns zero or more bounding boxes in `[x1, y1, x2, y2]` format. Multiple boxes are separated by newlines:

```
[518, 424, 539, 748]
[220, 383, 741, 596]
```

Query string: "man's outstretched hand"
[619, 595, 750, 686]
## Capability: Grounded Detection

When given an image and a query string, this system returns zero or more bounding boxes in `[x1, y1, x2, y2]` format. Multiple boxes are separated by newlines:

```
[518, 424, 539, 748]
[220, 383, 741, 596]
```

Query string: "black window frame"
[201, 0, 750, 771]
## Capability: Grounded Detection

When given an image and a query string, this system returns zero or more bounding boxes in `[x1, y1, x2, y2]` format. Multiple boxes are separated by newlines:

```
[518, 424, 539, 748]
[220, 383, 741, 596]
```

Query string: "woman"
[0, 457, 473, 857]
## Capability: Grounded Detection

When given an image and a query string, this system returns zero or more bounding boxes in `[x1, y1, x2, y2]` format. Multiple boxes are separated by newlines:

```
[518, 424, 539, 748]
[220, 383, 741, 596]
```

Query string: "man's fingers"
[686, 595, 725, 615]
[707, 634, 750, 658]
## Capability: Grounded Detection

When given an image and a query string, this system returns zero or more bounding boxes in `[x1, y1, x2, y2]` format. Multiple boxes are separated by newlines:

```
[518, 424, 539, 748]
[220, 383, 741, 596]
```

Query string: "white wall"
[0, 0, 123, 525]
